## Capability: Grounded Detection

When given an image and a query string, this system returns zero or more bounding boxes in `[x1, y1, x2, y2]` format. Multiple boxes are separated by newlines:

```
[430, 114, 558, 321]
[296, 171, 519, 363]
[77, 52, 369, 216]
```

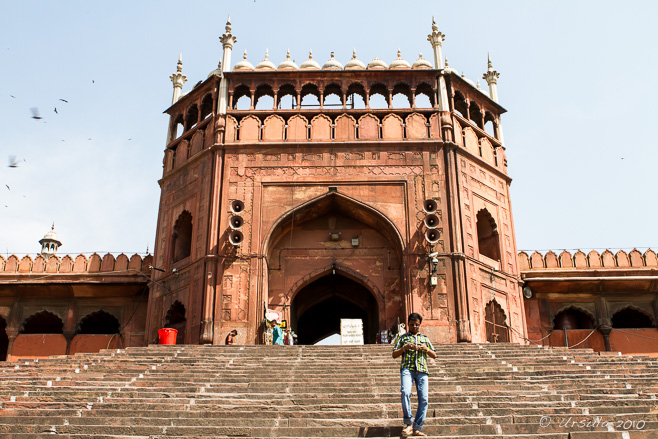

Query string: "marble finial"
[488, 52, 493, 70]
[352, 49, 357, 59]
[432, 16, 438, 32]
[243, 50, 247, 59]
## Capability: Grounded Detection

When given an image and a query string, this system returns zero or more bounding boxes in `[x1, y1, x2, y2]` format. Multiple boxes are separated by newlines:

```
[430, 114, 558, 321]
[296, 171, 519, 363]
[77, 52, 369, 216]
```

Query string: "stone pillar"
[170, 53, 187, 105]
[444, 143, 471, 342]
[595, 297, 612, 351]
[64, 330, 75, 355]
[483, 55, 504, 144]
[5, 328, 18, 361]
[427, 17, 445, 69]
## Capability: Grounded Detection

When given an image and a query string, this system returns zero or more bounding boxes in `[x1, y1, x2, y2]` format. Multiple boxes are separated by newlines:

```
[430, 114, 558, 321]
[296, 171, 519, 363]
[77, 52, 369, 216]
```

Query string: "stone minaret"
[483, 54, 504, 143]
[217, 15, 237, 115]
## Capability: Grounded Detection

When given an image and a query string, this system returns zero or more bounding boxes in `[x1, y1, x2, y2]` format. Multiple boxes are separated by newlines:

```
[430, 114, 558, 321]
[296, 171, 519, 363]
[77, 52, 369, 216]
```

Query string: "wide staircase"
[0, 343, 657, 438]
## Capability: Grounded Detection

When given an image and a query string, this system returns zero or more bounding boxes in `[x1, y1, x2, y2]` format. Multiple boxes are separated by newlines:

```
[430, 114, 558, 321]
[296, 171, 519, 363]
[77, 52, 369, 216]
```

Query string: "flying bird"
[59, 99, 68, 103]
[10, 95, 15, 98]
[8, 156, 19, 168]
[5, 185, 9, 190]
[30, 108, 42, 119]
[54, 107, 58, 114]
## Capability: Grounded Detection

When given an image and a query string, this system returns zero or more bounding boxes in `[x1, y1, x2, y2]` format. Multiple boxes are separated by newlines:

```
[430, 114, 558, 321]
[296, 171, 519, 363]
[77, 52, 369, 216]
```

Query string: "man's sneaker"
[411, 430, 427, 436]
[401, 424, 413, 436]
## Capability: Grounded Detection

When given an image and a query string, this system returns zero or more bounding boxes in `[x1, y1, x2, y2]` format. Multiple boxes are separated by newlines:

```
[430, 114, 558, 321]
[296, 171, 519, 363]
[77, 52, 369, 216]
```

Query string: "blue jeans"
[400, 368, 428, 431]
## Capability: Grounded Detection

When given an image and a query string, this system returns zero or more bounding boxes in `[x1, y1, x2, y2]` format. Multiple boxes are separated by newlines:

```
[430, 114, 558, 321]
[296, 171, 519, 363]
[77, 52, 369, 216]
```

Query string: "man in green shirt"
[392, 313, 436, 436]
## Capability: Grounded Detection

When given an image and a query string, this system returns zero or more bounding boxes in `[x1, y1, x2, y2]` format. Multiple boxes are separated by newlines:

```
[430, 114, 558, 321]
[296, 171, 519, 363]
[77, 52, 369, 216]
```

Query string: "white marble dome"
[233, 50, 254, 71]
[277, 49, 298, 70]
[412, 53, 432, 70]
[322, 52, 343, 70]
[344, 49, 366, 70]
[367, 57, 388, 70]
[443, 57, 459, 75]
[389, 50, 411, 69]
[300, 50, 321, 70]
[255, 50, 276, 71]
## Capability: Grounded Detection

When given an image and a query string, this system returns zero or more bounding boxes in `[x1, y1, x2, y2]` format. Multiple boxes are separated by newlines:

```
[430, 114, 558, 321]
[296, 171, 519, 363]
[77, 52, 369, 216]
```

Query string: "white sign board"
[340, 318, 364, 345]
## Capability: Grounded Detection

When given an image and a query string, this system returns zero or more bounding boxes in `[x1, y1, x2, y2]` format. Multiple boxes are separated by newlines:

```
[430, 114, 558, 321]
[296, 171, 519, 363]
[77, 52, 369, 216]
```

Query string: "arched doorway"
[292, 273, 379, 345]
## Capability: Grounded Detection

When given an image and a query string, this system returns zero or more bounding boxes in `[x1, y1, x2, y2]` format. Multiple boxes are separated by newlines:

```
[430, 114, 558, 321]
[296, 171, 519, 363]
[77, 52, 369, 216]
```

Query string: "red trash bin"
[158, 328, 178, 345]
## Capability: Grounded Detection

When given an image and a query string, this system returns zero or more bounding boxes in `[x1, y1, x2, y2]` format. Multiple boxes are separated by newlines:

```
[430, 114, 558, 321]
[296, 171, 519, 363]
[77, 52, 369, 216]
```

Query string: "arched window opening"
[391, 83, 412, 109]
[553, 308, 595, 330]
[21, 311, 64, 334]
[369, 83, 389, 109]
[185, 104, 199, 131]
[300, 83, 321, 109]
[200, 94, 213, 120]
[323, 83, 343, 108]
[612, 308, 654, 328]
[165, 301, 186, 326]
[233, 84, 251, 110]
[277, 84, 297, 110]
[484, 112, 495, 137]
[0, 316, 8, 361]
[485, 300, 509, 343]
[254, 84, 274, 110]
[415, 83, 435, 108]
[172, 115, 184, 140]
[453, 91, 467, 118]
[476, 209, 500, 261]
[469, 101, 483, 129]
[346, 83, 367, 110]
[172, 211, 193, 263]
[77, 310, 120, 334]
[165, 301, 186, 344]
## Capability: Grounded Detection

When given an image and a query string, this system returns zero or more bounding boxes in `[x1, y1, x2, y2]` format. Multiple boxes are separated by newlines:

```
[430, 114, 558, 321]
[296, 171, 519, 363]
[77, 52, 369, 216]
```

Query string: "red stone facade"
[0, 253, 151, 360]
[146, 54, 526, 346]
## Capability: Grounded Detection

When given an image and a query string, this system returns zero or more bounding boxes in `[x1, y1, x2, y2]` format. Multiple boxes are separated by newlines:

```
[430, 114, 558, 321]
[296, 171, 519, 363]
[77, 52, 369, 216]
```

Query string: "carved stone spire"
[169, 52, 187, 104]
[427, 16, 445, 69]
[483, 53, 500, 102]
[217, 15, 237, 114]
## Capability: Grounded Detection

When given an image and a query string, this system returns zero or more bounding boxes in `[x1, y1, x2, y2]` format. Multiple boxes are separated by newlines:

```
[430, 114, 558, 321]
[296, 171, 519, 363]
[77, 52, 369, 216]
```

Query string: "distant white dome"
[367, 57, 388, 70]
[344, 49, 366, 70]
[255, 49, 276, 71]
[443, 58, 458, 75]
[322, 52, 343, 70]
[461, 72, 475, 87]
[300, 50, 321, 70]
[389, 50, 411, 69]
[412, 53, 432, 70]
[234, 50, 254, 71]
[277, 49, 298, 70]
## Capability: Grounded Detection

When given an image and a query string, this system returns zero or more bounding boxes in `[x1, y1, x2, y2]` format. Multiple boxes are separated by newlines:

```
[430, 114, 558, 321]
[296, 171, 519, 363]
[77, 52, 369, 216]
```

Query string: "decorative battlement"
[518, 249, 658, 270]
[0, 253, 153, 275]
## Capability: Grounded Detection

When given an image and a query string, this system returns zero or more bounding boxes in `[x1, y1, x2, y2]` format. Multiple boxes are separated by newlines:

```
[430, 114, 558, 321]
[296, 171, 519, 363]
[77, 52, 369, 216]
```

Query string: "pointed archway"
[263, 191, 405, 342]
[292, 272, 379, 345]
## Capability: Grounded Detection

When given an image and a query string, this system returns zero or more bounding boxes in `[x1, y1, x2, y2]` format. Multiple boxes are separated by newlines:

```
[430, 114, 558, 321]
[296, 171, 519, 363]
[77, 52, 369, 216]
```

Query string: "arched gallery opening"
[291, 273, 379, 345]
[0, 317, 8, 361]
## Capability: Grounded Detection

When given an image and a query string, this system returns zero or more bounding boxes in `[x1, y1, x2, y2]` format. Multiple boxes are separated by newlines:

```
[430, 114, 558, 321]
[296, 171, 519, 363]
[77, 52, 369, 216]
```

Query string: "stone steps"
[0, 343, 656, 438]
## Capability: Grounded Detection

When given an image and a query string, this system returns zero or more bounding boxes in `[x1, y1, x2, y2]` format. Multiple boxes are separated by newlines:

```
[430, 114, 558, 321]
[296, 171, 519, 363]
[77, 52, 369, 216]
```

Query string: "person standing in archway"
[271, 320, 284, 345]
[392, 313, 436, 437]
[225, 329, 238, 345]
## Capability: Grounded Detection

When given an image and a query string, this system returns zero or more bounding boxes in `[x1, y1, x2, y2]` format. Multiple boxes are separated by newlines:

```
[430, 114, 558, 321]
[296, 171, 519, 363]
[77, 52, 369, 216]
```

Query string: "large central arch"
[263, 191, 405, 343]
[292, 271, 379, 344]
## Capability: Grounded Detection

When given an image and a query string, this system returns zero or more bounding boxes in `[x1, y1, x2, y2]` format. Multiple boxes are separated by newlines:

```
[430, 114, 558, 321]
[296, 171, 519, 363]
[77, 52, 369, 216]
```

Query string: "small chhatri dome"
[367, 57, 388, 70]
[444, 57, 458, 75]
[389, 49, 411, 69]
[255, 49, 276, 71]
[233, 50, 254, 71]
[461, 72, 475, 87]
[277, 49, 299, 70]
[322, 52, 343, 70]
[39, 223, 62, 256]
[412, 53, 432, 70]
[344, 49, 366, 70]
[300, 50, 321, 70]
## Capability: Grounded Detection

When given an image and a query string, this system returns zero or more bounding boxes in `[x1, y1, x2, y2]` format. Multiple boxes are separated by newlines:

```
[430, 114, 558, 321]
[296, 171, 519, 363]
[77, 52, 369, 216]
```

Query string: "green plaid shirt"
[394, 332, 435, 374]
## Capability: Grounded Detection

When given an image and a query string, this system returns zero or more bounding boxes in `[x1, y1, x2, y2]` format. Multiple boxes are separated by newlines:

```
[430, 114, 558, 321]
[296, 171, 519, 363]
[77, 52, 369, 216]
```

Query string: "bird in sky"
[5, 185, 10, 190]
[30, 108, 42, 119]
[10, 95, 15, 98]
[54, 107, 58, 114]
[8, 156, 19, 168]
[59, 99, 68, 103]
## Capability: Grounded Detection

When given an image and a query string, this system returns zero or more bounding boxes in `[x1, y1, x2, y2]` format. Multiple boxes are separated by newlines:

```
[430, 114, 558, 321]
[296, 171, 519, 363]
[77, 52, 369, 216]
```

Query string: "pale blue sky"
[1, 1, 656, 256]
